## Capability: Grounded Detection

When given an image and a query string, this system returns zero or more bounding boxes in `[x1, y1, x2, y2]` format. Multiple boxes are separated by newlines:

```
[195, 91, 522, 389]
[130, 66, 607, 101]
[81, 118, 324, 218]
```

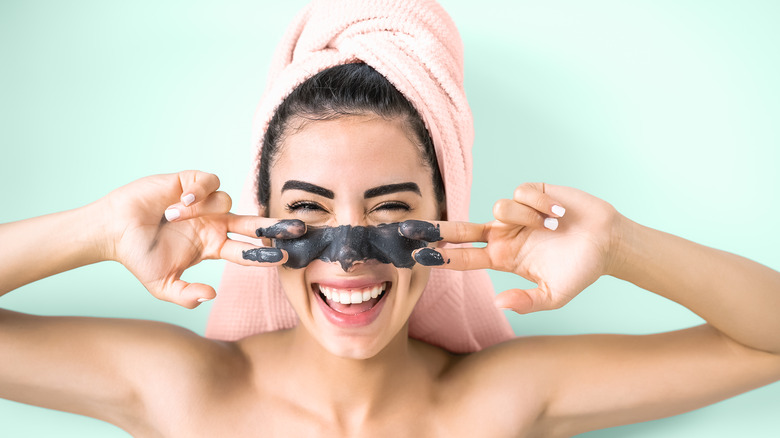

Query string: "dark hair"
[257, 63, 445, 211]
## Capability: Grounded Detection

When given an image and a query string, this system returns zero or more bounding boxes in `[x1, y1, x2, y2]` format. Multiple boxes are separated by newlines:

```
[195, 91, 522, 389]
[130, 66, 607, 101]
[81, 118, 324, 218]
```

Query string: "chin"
[279, 262, 430, 359]
[318, 334, 388, 360]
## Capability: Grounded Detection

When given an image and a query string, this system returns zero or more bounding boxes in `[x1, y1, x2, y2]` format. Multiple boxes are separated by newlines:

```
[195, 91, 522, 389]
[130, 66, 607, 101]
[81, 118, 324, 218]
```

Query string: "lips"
[313, 281, 389, 327]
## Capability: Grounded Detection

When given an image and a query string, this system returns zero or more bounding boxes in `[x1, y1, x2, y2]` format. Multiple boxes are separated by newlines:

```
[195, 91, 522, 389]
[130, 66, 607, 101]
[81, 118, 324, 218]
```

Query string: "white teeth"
[319, 286, 333, 301]
[318, 283, 386, 305]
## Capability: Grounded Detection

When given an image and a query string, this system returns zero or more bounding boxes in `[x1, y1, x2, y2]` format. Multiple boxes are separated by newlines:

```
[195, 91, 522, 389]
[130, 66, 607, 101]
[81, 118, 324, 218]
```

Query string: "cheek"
[401, 264, 432, 304]
[276, 267, 309, 306]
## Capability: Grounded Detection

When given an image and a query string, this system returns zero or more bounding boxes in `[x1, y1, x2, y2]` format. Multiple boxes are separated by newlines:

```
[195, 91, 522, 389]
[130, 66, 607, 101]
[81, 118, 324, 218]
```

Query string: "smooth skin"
[1, 116, 779, 437]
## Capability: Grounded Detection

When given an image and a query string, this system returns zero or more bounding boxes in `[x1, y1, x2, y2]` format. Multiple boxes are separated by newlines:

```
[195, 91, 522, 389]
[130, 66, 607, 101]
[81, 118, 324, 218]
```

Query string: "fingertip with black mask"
[275, 223, 430, 271]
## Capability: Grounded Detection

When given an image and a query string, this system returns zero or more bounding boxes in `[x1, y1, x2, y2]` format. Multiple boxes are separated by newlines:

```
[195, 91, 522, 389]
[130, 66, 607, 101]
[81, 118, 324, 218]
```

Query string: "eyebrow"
[281, 180, 335, 199]
[364, 182, 421, 199]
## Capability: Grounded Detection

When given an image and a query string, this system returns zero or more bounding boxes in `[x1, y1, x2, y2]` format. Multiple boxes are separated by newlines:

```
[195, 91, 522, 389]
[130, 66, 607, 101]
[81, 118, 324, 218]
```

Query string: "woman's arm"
[613, 219, 780, 353]
[404, 183, 780, 436]
[532, 215, 780, 436]
[0, 200, 108, 296]
[0, 171, 297, 432]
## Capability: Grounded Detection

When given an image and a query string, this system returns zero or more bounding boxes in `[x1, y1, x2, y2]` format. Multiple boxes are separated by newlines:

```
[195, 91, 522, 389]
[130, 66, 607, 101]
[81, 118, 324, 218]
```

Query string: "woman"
[2, 1, 779, 437]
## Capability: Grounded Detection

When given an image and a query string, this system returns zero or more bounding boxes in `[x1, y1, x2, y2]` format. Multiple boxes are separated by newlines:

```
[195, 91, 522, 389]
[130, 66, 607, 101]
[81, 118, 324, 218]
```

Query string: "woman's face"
[267, 114, 441, 359]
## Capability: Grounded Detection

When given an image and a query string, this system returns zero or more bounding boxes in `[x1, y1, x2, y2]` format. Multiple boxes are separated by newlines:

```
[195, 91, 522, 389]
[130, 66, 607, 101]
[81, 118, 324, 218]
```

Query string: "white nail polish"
[544, 217, 559, 231]
[164, 208, 180, 221]
[551, 205, 566, 217]
[182, 193, 196, 206]
[197, 297, 212, 303]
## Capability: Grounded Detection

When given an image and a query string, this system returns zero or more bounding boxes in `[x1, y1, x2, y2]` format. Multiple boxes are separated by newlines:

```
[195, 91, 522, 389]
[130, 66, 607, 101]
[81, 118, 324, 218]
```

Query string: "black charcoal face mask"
[273, 223, 430, 271]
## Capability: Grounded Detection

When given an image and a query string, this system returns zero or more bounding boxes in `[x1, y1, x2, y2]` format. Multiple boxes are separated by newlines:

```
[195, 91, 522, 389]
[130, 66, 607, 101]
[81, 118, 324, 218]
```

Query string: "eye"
[285, 201, 327, 213]
[368, 201, 413, 223]
[373, 201, 411, 212]
[369, 202, 413, 223]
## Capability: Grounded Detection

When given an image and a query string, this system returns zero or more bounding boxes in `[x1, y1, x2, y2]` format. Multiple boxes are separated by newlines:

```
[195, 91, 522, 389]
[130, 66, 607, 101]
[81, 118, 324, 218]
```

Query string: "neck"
[283, 323, 417, 421]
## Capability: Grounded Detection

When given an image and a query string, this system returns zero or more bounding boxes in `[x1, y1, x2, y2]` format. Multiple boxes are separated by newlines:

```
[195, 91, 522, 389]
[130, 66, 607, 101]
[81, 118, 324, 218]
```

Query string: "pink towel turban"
[205, 0, 514, 353]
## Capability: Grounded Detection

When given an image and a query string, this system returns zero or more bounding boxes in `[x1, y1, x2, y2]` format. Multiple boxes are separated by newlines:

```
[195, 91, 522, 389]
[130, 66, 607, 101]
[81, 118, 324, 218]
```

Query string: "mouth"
[312, 281, 390, 327]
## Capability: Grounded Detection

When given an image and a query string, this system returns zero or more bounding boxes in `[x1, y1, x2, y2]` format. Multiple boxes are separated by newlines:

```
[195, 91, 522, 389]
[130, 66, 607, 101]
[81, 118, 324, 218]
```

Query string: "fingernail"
[544, 217, 559, 231]
[242, 248, 284, 263]
[164, 207, 181, 221]
[255, 219, 306, 239]
[413, 248, 447, 266]
[551, 205, 566, 217]
[399, 220, 443, 242]
[197, 297, 212, 303]
[181, 193, 196, 207]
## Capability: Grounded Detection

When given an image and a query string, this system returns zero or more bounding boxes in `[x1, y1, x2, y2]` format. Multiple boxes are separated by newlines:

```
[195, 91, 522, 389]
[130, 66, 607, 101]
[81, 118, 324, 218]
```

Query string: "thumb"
[155, 279, 216, 309]
[494, 287, 554, 314]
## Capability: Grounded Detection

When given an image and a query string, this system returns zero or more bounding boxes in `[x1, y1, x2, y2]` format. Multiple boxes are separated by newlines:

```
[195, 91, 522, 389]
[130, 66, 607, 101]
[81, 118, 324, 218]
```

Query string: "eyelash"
[374, 202, 412, 213]
[285, 201, 325, 213]
[284, 201, 412, 213]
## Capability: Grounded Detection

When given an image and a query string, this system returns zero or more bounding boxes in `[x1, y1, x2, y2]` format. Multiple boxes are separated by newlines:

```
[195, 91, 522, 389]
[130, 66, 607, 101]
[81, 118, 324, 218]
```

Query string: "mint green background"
[1, 1, 778, 436]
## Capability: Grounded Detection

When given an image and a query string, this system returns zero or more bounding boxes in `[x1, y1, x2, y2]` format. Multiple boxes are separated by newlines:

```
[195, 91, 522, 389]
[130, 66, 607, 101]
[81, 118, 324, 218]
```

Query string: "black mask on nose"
[274, 223, 428, 271]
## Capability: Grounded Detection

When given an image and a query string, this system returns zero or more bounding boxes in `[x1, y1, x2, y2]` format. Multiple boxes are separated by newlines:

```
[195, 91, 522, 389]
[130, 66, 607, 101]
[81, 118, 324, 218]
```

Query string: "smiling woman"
[206, 9, 514, 353]
[1, 0, 780, 437]
[268, 113, 445, 359]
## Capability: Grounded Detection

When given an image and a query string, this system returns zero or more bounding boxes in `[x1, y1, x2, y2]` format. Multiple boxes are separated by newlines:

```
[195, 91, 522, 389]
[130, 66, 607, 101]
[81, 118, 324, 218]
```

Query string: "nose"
[329, 206, 366, 228]
[331, 225, 371, 272]
[325, 205, 371, 271]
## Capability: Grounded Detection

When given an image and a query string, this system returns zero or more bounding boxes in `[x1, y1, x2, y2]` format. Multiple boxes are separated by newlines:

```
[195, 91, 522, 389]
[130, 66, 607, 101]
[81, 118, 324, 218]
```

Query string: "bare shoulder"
[410, 336, 558, 437]
[0, 309, 251, 436]
[432, 326, 780, 437]
[111, 319, 252, 431]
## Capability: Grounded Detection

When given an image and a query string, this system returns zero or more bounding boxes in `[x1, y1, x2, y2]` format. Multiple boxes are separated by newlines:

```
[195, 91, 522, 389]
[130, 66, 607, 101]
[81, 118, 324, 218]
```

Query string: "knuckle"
[513, 185, 530, 200]
[215, 191, 232, 211]
[524, 208, 545, 225]
[534, 195, 550, 212]
[492, 199, 510, 218]
[181, 169, 199, 184]
[514, 182, 543, 198]
[198, 171, 220, 190]
[459, 249, 472, 267]
[454, 221, 469, 241]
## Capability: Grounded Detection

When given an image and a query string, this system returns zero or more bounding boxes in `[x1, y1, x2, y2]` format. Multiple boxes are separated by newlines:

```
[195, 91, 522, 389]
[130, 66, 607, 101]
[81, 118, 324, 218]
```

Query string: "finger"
[493, 200, 560, 231]
[412, 247, 492, 270]
[177, 170, 222, 207]
[165, 191, 232, 222]
[153, 279, 216, 309]
[399, 220, 488, 244]
[219, 240, 289, 267]
[492, 199, 549, 229]
[225, 216, 306, 240]
[494, 287, 554, 314]
[513, 182, 566, 218]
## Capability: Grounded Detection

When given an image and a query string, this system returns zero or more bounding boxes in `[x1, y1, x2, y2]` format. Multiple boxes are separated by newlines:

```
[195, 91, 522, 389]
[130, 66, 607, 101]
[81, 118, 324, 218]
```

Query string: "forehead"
[271, 115, 427, 184]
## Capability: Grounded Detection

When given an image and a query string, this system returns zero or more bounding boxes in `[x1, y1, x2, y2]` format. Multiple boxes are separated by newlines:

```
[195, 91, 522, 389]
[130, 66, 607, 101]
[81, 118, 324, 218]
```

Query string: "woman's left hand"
[401, 183, 626, 313]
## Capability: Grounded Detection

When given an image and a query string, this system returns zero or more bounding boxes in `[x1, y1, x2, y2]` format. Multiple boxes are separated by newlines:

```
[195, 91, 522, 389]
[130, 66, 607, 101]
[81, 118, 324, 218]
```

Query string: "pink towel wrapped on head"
[205, 0, 515, 353]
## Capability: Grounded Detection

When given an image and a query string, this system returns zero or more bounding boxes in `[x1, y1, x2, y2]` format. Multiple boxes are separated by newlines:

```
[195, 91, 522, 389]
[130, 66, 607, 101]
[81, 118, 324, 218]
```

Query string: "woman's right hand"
[99, 171, 304, 308]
